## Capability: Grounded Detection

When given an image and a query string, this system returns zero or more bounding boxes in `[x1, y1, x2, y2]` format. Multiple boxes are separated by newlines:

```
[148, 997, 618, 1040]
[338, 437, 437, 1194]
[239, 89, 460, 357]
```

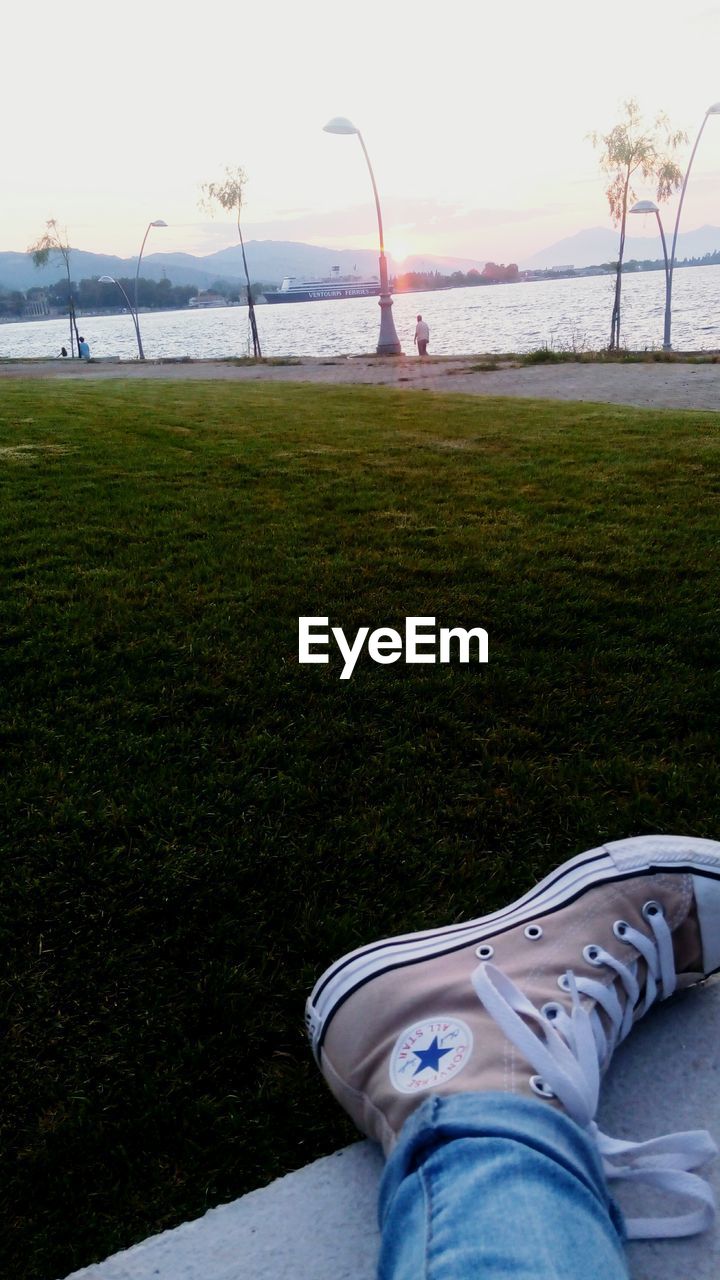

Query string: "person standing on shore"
[78, 337, 90, 360]
[414, 314, 430, 356]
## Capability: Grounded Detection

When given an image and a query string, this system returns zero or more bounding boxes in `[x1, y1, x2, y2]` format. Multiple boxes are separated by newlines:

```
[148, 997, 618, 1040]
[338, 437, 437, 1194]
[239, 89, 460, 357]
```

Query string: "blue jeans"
[378, 1093, 629, 1279]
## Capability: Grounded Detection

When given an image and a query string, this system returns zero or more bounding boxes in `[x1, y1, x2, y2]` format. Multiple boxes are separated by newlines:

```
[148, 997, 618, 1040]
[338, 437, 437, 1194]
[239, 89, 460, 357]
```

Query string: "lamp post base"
[377, 292, 402, 355]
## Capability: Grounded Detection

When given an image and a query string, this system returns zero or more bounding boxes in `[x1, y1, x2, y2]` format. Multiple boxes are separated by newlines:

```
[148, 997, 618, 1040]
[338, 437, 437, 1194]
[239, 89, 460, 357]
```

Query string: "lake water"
[1, 264, 718, 360]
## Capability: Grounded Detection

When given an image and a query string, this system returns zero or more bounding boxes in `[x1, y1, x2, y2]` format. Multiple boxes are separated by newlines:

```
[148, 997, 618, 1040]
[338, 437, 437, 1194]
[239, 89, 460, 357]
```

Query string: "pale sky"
[2, 0, 720, 265]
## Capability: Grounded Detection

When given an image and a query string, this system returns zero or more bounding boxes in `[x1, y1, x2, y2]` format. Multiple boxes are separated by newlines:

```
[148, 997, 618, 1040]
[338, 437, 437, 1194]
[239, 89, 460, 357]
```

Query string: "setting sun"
[385, 235, 415, 264]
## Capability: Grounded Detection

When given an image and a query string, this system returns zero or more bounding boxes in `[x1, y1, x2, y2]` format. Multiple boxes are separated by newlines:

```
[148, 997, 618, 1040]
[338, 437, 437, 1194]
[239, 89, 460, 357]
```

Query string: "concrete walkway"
[66, 977, 720, 1280]
[2, 355, 720, 412]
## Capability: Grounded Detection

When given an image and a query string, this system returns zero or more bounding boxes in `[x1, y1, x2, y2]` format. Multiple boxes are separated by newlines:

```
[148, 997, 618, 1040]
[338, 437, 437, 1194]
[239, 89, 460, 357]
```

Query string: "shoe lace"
[471, 904, 717, 1240]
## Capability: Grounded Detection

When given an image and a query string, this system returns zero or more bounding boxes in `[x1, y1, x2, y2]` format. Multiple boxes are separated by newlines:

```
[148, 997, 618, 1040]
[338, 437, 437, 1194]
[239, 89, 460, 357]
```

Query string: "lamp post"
[629, 200, 670, 349]
[99, 275, 143, 357]
[664, 102, 720, 350]
[134, 220, 167, 360]
[323, 117, 402, 355]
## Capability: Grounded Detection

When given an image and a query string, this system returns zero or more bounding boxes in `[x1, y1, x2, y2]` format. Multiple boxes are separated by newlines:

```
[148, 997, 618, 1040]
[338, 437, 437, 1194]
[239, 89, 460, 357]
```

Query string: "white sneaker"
[306, 835, 720, 1238]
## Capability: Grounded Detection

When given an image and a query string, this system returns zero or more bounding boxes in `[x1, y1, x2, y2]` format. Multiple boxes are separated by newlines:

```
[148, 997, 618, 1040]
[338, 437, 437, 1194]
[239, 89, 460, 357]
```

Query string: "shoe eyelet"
[530, 1075, 555, 1099]
[524, 924, 543, 940]
[541, 1002, 562, 1021]
[583, 944, 603, 965]
[613, 920, 630, 941]
[642, 901, 664, 921]
[557, 974, 571, 992]
[476, 944, 494, 959]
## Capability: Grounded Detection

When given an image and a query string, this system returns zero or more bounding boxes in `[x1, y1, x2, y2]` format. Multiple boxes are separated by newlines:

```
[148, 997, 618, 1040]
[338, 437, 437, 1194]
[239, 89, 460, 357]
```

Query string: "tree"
[28, 220, 81, 357]
[0, 288, 25, 318]
[591, 101, 685, 350]
[200, 167, 261, 357]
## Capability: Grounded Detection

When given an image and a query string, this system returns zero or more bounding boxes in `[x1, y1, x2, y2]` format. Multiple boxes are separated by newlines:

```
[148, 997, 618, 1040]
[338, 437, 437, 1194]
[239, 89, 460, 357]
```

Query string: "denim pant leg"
[378, 1092, 629, 1280]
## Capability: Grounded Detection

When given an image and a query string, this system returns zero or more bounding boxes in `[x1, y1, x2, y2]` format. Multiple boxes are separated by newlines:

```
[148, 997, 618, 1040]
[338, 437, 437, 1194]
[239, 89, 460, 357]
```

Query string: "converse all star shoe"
[306, 835, 720, 1238]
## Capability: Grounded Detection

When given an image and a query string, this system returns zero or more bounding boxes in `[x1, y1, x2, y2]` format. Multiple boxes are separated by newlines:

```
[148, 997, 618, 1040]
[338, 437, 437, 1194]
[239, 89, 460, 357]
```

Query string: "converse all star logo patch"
[389, 1017, 473, 1094]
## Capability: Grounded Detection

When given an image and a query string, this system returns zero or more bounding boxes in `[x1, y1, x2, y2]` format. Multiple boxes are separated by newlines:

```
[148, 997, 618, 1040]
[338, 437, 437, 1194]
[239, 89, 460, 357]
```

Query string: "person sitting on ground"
[306, 833, 720, 1279]
[78, 336, 91, 360]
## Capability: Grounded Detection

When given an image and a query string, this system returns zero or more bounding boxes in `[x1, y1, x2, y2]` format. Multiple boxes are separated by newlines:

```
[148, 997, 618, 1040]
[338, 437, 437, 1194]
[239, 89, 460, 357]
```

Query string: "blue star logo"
[413, 1036, 453, 1075]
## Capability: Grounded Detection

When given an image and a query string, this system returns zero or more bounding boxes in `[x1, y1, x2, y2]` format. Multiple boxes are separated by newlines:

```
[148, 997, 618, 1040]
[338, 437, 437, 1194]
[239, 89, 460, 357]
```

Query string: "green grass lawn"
[1, 379, 719, 1279]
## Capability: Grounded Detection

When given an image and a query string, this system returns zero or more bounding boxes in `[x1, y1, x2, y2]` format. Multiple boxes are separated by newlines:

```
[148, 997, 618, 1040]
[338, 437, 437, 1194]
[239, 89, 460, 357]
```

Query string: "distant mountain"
[4, 228, 718, 293]
[199, 241, 380, 280]
[154, 241, 486, 280]
[0, 249, 228, 293]
[0, 240, 486, 293]
[524, 225, 720, 270]
[400, 252, 487, 273]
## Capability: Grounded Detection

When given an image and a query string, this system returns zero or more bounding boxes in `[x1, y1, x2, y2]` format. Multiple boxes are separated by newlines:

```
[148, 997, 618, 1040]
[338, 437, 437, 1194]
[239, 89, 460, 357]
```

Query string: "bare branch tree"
[28, 220, 81, 358]
[591, 101, 685, 350]
[201, 167, 261, 358]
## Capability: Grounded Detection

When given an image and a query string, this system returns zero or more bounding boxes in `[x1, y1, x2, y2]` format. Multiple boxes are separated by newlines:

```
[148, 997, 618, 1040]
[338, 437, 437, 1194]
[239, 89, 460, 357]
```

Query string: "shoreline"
[1, 352, 720, 412]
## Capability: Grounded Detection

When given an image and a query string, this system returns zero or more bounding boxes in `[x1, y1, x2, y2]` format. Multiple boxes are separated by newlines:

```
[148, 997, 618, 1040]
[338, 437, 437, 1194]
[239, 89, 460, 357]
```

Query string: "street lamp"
[323, 117, 402, 355]
[664, 102, 720, 349]
[629, 200, 670, 348]
[135, 220, 167, 360]
[99, 275, 143, 357]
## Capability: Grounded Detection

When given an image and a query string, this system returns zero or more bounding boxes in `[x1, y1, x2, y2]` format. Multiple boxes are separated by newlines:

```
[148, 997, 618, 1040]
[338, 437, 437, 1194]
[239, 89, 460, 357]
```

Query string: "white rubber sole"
[305, 834, 720, 1057]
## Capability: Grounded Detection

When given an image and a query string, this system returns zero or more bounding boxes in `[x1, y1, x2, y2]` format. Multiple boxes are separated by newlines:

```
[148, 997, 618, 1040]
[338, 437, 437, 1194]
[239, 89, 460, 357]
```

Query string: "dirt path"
[2, 355, 720, 412]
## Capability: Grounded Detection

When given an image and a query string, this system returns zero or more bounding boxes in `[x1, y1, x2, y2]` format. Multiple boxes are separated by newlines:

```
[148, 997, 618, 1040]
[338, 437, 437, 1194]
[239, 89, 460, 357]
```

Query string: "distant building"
[520, 265, 578, 282]
[23, 290, 50, 317]
[188, 291, 228, 309]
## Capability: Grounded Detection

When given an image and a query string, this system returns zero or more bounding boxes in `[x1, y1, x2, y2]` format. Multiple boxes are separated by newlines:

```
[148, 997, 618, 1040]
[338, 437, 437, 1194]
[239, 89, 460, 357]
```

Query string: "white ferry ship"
[263, 264, 384, 304]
